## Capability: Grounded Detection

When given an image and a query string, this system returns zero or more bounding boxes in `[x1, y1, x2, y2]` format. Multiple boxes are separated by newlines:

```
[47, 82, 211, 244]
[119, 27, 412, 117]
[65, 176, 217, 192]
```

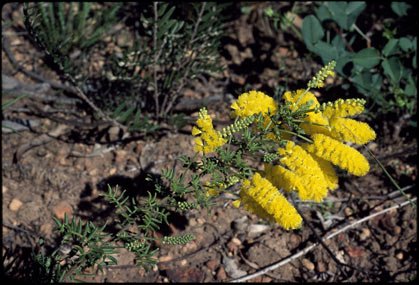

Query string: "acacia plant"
[28, 58, 417, 282]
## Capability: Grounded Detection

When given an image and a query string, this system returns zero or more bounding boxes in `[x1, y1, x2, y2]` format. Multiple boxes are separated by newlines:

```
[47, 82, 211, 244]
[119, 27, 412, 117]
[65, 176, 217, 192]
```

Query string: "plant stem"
[153, 2, 160, 118]
[163, 2, 207, 115]
[352, 23, 371, 47]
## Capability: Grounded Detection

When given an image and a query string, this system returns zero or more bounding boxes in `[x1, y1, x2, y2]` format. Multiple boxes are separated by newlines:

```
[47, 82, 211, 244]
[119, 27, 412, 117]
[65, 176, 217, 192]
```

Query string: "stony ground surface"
[2, 3, 417, 282]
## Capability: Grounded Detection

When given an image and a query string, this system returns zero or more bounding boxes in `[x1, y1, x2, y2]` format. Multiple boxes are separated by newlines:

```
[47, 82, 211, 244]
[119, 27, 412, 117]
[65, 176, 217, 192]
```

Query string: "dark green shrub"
[23, 2, 229, 130]
[301, 2, 416, 120]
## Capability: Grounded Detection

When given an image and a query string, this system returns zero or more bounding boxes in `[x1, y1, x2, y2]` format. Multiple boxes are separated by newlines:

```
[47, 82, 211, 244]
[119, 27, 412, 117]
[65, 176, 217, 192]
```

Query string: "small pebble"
[302, 258, 315, 271]
[9, 198, 23, 211]
[359, 228, 371, 241]
[54, 202, 73, 220]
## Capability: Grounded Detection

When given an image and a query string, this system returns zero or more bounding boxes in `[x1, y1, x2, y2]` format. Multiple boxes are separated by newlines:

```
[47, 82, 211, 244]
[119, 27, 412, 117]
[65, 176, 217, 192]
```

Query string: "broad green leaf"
[391, 2, 411, 17]
[353, 47, 381, 68]
[313, 41, 338, 64]
[382, 39, 400, 57]
[405, 82, 416, 96]
[325, 2, 348, 30]
[331, 34, 347, 54]
[352, 70, 372, 90]
[316, 4, 332, 22]
[326, 2, 365, 30]
[346, 2, 366, 29]
[382, 57, 402, 82]
[302, 15, 324, 46]
[399, 37, 413, 52]
[371, 74, 383, 91]
[335, 54, 354, 78]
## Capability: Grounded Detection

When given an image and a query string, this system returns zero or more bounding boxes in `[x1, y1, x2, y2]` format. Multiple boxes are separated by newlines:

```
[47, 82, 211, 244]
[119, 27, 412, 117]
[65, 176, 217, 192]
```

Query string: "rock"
[40, 223, 53, 236]
[108, 126, 121, 141]
[216, 267, 227, 281]
[54, 202, 73, 220]
[206, 259, 218, 272]
[396, 252, 403, 260]
[9, 198, 23, 211]
[345, 246, 366, 258]
[109, 168, 117, 175]
[2, 185, 7, 194]
[359, 228, 371, 241]
[115, 150, 128, 164]
[227, 241, 239, 253]
[302, 258, 315, 271]
[289, 233, 301, 246]
[317, 261, 327, 272]
[231, 237, 242, 246]
[159, 255, 173, 262]
[88, 168, 98, 176]
[248, 224, 270, 238]
[232, 216, 248, 232]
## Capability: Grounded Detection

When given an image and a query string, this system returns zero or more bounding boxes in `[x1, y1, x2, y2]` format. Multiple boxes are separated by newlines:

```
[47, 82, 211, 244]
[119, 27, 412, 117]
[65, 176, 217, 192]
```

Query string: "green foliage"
[23, 2, 228, 132]
[23, 2, 121, 78]
[300, 1, 417, 118]
[32, 214, 118, 282]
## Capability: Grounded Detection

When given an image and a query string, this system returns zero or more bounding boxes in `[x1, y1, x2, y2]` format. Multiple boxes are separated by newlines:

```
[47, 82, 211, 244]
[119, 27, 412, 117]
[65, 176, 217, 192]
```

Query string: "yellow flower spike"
[303, 134, 370, 176]
[277, 141, 331, 196]
[321, 98, 366, 119]
[192, 108, 227, 154]
[230, 90, 278, 119]
[329, 117, 376, 144]
[283, 89, 321, 108]
[283, 89, 331, 135]
[265, 164, 327, 202]
[191, 126, 202, 136]
[237, 173, 302, 230]
[309, 154, 339, 190]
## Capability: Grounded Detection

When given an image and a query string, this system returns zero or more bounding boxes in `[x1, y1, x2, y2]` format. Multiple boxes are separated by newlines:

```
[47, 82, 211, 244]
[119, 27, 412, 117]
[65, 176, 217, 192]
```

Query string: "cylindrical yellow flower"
[283, 89, 321, 108]
[303, 134, 370, 176]
[192, 108, 227, 154]
[283, 89, 330, 135]
[309, 154, 338, 190]
[237, 173, 302, 230]
[265, 163, 328, 202]
[230, 90, 278, 119]
[321, 98, 365, 119]
[328, 117, 376, 145]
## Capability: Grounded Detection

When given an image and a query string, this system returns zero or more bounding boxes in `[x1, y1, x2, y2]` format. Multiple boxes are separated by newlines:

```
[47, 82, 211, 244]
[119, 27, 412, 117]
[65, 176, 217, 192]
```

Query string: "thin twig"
[3, 33, 126, 130]
[162, 2, 207, 115]
[229, 197, 416, 282]
[291, 194, 369, 278]
[329, 22, 354, 52]
[352, 23, 371, 48]
[153, 2, 160, 117]
[2, 34, 76, 93]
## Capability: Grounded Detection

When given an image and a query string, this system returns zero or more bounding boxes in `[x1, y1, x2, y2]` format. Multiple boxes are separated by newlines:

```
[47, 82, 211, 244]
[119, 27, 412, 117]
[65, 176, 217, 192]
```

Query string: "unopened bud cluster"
[177, 201, 198, 211]
[263, 152, 279, 163]
[162, 234, 195, 245]
[126, 239, 146, 251]
[308, 60, 336, 88]
[219, 115, 255, 138]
